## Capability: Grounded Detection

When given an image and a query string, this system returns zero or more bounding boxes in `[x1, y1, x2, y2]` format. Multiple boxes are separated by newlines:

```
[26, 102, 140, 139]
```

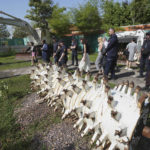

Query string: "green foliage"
[25, 0, 53, 31]
[0, 24, 10, 38]
[72, 1, 102, 33]
[12, 27, 29, 38]
[0, 75, 31, 150]
[101, 0, 130, 30]
[101, 0, 150, 30]
[48, 5, 71, 37]
[129, 0, 150, 25]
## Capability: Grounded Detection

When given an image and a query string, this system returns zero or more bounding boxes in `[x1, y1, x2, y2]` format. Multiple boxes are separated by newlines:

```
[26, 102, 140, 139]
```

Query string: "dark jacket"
[129, 102, 150, 150]
[104, 34, 118, 58]
[141, 39, 150, 57]
[53, 42, 58, 53]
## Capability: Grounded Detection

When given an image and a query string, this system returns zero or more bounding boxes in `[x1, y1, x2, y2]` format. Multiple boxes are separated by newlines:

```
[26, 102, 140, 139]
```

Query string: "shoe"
[109, 76, 117, 81]
[125, 67, 128, 70]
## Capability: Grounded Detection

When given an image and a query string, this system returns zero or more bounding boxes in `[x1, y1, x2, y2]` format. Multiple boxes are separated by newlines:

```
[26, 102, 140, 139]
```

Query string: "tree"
[101, 0, 150, 29]
[72, 1, 102, 33]
[0, 24, 10, 38]
[25, 0, 53, 32]
[129, 0, 150, 25]
[48, 5, 71, 37]
[12, 27, 29, 38]
[101, 0, 131, 30]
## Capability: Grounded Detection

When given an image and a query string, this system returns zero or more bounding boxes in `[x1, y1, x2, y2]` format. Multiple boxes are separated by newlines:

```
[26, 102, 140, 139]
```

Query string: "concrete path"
[0, 66, 34, 79]
[0, 62, 145, 88]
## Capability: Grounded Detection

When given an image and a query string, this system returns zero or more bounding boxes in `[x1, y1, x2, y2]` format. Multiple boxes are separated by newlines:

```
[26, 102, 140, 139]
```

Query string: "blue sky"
[0, 0, 84, 21]
[0, 0, 122, 21]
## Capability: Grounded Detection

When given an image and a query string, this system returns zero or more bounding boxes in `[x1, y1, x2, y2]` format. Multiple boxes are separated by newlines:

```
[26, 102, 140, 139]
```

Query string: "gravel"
[14, 93, 92, 150]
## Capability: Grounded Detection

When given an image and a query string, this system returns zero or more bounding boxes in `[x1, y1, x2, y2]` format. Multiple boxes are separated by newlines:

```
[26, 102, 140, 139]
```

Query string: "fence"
[64, 33, 110, 53]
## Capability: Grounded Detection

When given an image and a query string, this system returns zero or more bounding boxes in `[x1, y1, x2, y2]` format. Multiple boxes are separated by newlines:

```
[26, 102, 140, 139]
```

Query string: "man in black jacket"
[137, 32, 150, 91]
[70, 38, 78, 66]
[103, 28, 118, 80]
[52, 38, 59, 64]
[138, 32, 150, 78]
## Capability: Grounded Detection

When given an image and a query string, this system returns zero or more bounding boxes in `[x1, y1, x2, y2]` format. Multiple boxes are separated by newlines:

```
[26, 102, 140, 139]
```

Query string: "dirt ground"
[14, 93, 92, 150]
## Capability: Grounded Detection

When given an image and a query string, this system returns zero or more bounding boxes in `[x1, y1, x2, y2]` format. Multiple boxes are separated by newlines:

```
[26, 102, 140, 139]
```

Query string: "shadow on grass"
[0, 60, 30, 66]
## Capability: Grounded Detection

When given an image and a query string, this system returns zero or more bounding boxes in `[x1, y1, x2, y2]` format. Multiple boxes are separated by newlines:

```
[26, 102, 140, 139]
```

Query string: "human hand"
[142, 126, 150, 138]
[53, 53, 56, 58]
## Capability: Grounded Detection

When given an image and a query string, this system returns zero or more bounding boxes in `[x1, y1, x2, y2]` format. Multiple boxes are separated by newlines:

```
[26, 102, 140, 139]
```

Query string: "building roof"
[121, 24, 150, 31]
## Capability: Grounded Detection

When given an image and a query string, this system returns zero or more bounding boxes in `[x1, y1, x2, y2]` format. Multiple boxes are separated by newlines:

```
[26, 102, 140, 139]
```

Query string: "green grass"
[0, 56, 31, 71]
[0, 61, 31, 70]
[0, 75, 61, 150]
[0, 75, 32, 150]
[0, 56, 24, 64]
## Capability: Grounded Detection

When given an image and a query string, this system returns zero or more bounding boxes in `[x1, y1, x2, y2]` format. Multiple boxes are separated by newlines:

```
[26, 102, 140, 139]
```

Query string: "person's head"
[42, 40, 46, 44]
[98, 37, 103, 43]
[80, 38, 86, 44]
[146, 32, 150, 40]
[30, 42, 34, 46]
[109, 28, 115, 35]
[53, 38, 56, 43]
[131, 38, 136, 43]
[59, 40, 64, 46]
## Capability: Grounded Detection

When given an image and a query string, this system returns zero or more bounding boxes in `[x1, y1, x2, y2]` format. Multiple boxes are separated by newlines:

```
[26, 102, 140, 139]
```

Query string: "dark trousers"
[146, 59, 150, 86]
[140, 55, 149, 76]
[104, 57, 117, 78]
[59, 57, 68, 66]
[72, 50, 78, 65]
[54, 53, 60, 64]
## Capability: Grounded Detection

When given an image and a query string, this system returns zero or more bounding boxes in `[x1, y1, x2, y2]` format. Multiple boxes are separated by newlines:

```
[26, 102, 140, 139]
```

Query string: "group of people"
[124, 33, 150, 91]
[94, 29, 150, 91]
[52, 38, 91, 72]
[26, 28, 150, 91]
[26, 40, 50, 65]
[52, 39, 68, 66]
[95, 28, 118, 80]
[51, 28, 118, 80]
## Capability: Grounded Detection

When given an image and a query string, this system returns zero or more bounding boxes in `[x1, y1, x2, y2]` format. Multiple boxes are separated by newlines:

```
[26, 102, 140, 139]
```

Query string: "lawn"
[0, 75, 30, 150]
[0, 56, 31, 71]
[0, 53, 98, 71]
[0, 75, 63, 150]
[0, 75, 32, 150]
